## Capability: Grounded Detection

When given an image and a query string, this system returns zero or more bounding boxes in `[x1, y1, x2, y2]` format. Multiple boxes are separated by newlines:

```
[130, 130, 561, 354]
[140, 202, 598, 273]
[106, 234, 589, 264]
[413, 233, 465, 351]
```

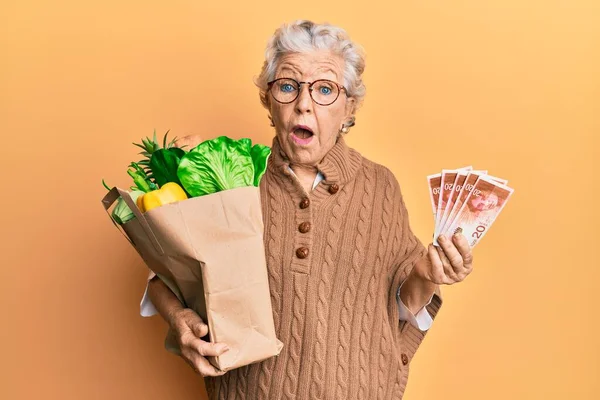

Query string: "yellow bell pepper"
[136, 182, 188, 212]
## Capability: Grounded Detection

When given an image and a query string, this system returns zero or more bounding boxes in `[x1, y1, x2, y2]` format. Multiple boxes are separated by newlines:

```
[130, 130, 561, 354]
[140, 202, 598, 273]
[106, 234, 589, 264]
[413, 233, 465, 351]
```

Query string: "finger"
[452, 233, 474, 268]
[427, 244, 451, 284]
[437, 234, 465, 273]
[190, 320, 209, 338]
[436, 245, 459, 283]
[191, 339, 230, 358]
[188, 355, 226, 377]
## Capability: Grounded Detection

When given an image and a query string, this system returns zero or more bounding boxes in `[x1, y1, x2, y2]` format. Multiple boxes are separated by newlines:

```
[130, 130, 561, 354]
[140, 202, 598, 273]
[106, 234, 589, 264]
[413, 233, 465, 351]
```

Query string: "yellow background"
[1, 1, 598, 399]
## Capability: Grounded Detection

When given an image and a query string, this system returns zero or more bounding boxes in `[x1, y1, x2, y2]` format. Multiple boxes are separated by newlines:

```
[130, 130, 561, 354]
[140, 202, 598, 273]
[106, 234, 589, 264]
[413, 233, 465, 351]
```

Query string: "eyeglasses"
[267, 78, 347, 106]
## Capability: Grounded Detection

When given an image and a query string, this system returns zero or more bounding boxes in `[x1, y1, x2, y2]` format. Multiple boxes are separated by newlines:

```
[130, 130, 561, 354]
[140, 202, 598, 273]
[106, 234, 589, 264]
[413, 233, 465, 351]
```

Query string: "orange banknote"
[428, 167, 513, 248]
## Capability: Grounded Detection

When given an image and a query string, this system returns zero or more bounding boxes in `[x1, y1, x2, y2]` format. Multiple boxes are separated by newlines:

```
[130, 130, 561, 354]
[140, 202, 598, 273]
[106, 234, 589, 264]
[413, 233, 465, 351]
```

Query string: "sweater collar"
[268, 134, 363, 185]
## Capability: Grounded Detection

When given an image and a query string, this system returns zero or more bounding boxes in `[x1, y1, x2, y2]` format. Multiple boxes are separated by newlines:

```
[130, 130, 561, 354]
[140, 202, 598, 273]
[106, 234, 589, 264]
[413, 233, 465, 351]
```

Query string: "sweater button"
[299, 198, 310, 209]
[298, 222, 311, 233]
[296, 247, 309, 259]
[328, 184, 339, 194]
[401, 353, 409, 366]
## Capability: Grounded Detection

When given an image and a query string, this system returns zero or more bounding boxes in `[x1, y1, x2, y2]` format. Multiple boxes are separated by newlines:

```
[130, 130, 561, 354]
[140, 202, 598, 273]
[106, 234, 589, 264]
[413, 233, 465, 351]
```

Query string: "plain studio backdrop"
[1, 1, 598, 399]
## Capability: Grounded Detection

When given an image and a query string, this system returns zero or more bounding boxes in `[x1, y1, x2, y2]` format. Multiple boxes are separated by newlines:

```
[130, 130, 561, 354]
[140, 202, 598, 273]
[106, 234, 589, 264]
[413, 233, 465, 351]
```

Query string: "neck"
[290, 164, 318, 192]
[269, 134, 363, 187]
[290, 163, 318, 176]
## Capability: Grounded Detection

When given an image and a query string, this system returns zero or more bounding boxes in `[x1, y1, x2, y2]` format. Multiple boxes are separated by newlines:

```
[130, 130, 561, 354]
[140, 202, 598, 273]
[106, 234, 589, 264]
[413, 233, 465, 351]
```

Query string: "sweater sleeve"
[387, 170, 443, 360]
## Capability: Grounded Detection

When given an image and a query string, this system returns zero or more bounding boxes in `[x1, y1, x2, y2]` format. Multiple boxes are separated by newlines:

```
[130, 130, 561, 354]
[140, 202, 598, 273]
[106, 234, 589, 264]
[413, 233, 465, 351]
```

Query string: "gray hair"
[255, 20, 366, 130]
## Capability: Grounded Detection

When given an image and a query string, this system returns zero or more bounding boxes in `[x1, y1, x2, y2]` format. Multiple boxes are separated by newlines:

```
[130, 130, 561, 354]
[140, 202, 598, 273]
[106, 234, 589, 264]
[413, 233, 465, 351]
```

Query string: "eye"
[280, 83, 296, 93]
[317, 81, 336, 96]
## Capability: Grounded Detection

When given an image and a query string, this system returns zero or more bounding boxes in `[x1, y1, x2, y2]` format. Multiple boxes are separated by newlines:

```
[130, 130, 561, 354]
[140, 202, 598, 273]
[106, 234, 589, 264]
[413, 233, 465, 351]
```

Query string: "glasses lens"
[311, 80, 339, 105]
[271, 78, 299, 103]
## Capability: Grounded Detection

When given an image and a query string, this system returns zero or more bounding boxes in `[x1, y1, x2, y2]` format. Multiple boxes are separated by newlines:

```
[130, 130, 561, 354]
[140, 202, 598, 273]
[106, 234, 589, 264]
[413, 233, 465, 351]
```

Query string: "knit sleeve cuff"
[399, 285, 443, 359]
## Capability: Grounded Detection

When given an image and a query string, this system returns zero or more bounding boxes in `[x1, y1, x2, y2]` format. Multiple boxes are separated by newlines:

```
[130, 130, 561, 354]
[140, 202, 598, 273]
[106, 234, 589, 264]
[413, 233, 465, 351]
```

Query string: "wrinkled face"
[267, 50, 355, 166]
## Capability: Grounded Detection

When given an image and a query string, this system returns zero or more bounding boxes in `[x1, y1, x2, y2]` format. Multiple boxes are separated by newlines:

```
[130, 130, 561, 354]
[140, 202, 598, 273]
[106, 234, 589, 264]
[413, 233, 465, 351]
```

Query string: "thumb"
[189, 319, 209, 338]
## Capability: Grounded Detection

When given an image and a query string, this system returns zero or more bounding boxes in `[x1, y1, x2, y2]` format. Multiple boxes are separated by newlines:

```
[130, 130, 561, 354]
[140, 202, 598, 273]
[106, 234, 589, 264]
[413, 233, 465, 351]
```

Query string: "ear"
[344, 96, 356, 120]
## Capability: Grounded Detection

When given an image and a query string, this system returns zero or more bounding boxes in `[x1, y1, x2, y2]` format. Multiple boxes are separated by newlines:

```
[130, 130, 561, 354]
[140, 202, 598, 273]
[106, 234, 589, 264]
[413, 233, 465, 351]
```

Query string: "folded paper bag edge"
[211, 326, 284, 372]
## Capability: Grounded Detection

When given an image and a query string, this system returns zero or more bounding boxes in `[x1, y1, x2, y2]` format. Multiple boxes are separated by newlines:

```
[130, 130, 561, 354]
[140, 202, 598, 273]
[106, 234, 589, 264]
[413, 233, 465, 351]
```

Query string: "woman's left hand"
[414, 233, 474, 285]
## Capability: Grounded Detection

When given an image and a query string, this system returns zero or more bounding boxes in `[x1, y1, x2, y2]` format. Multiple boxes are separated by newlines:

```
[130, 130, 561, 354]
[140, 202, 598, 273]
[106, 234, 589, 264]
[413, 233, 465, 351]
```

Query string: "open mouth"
[291, 125, 314, 145]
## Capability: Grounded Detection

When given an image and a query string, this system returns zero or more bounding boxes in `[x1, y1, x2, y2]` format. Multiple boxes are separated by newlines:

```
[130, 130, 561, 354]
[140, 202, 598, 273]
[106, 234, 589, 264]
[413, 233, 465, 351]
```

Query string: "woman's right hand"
[169, 308, 229, 377]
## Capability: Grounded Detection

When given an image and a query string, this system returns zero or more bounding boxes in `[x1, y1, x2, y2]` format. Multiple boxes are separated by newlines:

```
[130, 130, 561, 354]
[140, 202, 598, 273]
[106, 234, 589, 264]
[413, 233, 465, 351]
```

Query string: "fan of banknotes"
[428, 166, 514, 248]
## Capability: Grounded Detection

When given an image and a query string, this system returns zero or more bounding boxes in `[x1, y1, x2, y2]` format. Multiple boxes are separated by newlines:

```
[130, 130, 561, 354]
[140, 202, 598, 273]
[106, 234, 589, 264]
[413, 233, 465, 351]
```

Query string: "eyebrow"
[277, 66, 340, 81]
[317, 68, 339, 80]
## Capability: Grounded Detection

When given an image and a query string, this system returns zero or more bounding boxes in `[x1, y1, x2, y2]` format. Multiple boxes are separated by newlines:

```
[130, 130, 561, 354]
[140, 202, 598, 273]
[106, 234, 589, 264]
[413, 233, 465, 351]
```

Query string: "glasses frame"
[267, 78, 348, 106]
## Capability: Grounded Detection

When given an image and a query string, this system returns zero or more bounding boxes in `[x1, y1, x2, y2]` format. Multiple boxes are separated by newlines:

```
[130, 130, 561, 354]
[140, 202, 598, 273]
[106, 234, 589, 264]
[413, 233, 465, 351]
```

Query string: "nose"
[294, 83, 313, 114]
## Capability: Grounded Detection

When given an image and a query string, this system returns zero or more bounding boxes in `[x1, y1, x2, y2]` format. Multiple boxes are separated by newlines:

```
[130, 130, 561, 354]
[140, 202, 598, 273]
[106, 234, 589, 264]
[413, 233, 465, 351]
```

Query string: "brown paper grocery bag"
[101, 186, 283, 372]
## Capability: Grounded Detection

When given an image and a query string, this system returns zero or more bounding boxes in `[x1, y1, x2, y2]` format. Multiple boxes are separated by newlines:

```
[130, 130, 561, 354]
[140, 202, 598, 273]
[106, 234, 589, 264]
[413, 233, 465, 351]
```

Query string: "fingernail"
[218, 344, 230, 353]
[438, 234, 445, 243]
[453, 233, 460, 240]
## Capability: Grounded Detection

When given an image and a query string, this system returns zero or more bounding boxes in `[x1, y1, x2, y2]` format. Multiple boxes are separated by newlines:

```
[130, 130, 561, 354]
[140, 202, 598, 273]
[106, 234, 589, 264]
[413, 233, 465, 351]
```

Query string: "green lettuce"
[250, 141, 271, 186]
[112, 190, 144, 224]
[177, 136, 271, 197]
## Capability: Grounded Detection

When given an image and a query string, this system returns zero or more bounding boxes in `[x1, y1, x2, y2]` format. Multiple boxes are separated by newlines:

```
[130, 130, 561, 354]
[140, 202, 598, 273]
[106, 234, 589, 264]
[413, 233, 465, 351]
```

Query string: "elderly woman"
[142, 20, 473, 400]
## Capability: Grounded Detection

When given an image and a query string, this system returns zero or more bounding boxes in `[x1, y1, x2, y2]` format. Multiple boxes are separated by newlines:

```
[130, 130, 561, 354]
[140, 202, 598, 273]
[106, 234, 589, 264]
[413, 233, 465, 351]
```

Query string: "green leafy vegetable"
[149, 147, 186, 187]
[133, 129, 181, 186]
[177, 136, 271, 197]
[112, 190, 144, 224]
[250, 143, 271, 186]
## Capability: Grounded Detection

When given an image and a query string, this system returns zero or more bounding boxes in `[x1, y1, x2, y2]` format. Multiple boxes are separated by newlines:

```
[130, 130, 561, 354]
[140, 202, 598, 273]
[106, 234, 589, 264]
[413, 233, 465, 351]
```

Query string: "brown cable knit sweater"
[204, 135, 443, 400]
